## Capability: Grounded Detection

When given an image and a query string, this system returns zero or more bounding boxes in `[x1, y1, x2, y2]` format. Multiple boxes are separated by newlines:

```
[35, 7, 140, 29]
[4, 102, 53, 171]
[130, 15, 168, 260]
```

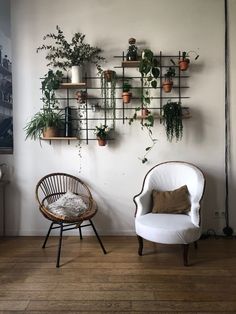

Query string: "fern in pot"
[24, 70, 64, 140]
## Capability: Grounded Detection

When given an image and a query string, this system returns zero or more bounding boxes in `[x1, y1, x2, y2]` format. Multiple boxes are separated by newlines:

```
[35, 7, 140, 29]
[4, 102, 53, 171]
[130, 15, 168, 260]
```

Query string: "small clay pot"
[122, 92, 132, 104]
[43, 127, 58, 138]
[103, 70, 116, 82]
[179, 59, 190, 71]
[162, 80, 173, 93]
[97, 138, 107, 146]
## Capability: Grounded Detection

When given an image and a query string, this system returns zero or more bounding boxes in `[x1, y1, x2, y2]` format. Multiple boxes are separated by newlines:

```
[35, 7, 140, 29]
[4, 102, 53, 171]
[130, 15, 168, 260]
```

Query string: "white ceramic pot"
[71, 65, 83, 83]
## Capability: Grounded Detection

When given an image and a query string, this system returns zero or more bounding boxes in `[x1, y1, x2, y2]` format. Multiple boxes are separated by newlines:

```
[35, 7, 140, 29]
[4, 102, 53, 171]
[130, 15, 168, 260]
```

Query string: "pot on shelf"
[162, 80, 173, 93]
[43, 127, 58, 138]
[97, 137, 107, 146]
[103, 70, 116, 82]
[71, 65, 83, 83]
[122, 92, 132, 104]
[179, 59, 190, 71]
[141, 108, 150, 117]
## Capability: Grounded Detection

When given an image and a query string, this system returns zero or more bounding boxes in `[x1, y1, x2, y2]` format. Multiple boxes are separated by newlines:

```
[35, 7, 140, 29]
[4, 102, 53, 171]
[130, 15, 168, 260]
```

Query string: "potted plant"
[122, 81, 132, 104]
[178, 51, 199, 71]
[100, 70, 116, 109]
[36, 26, 105, 83]
[162, 67, 175, 93]
[126, 38, 138, 61]
[24, 69, 64, 140]
[94, 124, 110, 146]
[162, 101, 183, 142]
[24, 108, 63, 140]
[41, 69, 64, 108]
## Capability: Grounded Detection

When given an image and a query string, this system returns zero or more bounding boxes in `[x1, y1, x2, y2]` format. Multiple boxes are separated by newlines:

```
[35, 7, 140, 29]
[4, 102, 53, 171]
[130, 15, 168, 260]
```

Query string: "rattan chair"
[35, 173, 107, 267]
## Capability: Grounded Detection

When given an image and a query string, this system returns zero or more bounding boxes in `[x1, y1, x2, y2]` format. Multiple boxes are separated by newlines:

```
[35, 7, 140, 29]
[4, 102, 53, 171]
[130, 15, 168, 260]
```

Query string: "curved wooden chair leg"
[194, 241, 198, 249]
[137, 235, 143, 256]
[183, 244, 189, 266]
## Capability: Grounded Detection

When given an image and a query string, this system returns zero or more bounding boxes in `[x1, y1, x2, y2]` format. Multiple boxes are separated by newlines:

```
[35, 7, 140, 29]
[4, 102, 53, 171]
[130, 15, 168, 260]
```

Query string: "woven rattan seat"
[36, 173, 107, 267]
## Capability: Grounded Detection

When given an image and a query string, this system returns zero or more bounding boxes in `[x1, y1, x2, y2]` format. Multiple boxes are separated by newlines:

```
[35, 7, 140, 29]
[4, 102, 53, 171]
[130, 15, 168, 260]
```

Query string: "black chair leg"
[56, 223, 63, 268]
[183, 244, 189, 266]
[89, 220, 107, 254]
[42, 222, 54, 248]
[137, 235, 143, 256]
[194, 241, 198, 249]
[79, 226, 83, 240]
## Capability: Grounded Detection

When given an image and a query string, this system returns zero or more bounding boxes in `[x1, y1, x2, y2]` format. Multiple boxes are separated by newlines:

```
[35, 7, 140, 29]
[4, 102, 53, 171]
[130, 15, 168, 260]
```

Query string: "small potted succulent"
[126, 38, 138, 61]
[162, 67, 175, 93]
[178, 51, 199, 71]
[94, 124, 110, 146]
[122, 81, 132, 104]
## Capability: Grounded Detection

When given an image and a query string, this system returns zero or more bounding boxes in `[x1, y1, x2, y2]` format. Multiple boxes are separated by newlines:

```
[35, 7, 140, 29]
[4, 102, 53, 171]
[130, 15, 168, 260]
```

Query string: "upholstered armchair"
[134, 161, 205, 266]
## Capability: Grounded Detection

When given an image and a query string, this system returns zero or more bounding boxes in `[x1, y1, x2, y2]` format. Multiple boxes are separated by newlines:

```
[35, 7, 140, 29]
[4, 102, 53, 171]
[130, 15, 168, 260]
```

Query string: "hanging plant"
[100, 70, 116, 109]
[162, 101, 183, 142]
[129, 49, 159, 163]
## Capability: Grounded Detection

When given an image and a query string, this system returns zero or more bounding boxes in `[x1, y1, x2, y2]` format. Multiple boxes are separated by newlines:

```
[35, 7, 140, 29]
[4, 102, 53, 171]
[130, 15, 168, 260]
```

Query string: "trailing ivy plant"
[129, 49, 159, 163]
[162, 101, 183, 142]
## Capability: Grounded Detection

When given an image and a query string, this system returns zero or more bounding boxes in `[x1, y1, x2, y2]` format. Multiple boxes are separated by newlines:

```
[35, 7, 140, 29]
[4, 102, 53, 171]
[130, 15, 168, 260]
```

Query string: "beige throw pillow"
[152, 185, 191, 214]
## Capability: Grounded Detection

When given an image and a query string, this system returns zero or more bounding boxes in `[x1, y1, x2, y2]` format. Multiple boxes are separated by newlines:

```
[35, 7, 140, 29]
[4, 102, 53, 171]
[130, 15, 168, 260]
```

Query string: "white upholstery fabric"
[135, 213, 201, 244]
[134, 162, 205, 245]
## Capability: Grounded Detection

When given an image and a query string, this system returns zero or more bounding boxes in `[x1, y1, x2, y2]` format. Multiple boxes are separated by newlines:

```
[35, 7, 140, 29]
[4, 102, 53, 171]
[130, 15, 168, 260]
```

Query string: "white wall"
[1, 0, 235, 235]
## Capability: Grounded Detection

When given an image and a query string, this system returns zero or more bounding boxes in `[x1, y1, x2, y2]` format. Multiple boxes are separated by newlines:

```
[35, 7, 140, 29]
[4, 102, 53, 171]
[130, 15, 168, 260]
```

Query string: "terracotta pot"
[97, 138, 107, 146]
[103, 70, 116, 82]
[43, 127, 58, 138]
[122, 92, 132, 104]
[162, 80, 173, 93]
[179, 59, 190, 71]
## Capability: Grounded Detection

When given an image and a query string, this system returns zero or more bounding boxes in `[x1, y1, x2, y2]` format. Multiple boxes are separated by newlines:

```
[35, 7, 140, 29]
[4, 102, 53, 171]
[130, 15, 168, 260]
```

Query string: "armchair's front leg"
[137, 235, 143, 256]
[183, 244, 189, 266]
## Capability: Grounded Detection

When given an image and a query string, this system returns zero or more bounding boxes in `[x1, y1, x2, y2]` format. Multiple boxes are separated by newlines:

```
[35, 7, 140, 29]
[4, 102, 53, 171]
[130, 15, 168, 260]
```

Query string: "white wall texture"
[0, 0, 235, 236]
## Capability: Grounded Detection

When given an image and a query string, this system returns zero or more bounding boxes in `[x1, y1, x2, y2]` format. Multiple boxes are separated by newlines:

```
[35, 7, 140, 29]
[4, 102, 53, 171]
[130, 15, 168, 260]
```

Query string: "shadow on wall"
[201, 170, 226, 233]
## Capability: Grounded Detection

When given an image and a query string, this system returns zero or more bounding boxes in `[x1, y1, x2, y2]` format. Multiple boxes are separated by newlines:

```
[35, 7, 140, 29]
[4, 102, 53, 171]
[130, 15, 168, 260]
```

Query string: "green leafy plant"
[100, 70, 116, 109]
[129, 49, 159, 163]
[123, 81, 132, 92]
[24, 69, 64, 140]
[162, 101, 183, 142]
[41, 69, 63, 108]
[36, 25, 105, 71]
[94, 124, 110, 140]
[164, 67, 175, 80]
[126, 38, 138, 61]
[24, 108, 63, 140]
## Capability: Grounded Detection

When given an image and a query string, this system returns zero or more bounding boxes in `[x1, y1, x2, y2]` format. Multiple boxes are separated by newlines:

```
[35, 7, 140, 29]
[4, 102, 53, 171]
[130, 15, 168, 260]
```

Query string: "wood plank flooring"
[0, 236, 236, 313]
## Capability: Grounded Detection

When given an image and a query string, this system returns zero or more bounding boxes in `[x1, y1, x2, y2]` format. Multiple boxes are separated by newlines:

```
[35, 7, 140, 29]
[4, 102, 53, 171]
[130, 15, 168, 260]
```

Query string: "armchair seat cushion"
[135, 213, 201, 244]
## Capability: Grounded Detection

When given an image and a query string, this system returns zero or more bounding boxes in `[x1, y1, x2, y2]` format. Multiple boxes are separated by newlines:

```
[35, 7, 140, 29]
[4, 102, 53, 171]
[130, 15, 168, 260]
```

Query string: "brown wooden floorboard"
[0, 236, 236, 313]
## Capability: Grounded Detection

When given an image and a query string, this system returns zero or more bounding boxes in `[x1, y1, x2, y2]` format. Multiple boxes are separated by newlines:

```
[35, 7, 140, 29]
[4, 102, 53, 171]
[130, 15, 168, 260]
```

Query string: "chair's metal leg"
[194, 241, 198, 249]
[183, 244, 189, 266]
[42, 222, 54, 248]
[56, 223, 63, 268]
[89, 220, 107, 254]
[137, 235, 143, 256]
[79, 226, 83, 240]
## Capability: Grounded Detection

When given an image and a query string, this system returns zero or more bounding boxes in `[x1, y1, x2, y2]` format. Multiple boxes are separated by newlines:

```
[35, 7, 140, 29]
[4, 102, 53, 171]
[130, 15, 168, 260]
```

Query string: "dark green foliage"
[41, 69, 63, 108]
[162, 102, 183, 142]
[37, 25, 105, 71]
[164, 67, 175, 80]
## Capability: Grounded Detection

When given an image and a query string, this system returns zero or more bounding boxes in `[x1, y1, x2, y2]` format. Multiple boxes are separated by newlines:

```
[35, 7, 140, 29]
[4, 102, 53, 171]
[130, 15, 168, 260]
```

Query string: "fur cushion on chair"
[47, 191, 87, 219]
[152, 185, 191, 214]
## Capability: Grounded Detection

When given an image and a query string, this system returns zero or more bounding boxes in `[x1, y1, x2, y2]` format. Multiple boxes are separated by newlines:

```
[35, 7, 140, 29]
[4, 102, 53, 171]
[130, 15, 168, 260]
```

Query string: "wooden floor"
[0, 236, 236, 313]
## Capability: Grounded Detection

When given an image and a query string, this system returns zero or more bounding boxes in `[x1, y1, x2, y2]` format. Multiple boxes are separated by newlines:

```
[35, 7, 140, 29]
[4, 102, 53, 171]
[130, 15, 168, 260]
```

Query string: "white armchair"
[134, 161, 205, 266]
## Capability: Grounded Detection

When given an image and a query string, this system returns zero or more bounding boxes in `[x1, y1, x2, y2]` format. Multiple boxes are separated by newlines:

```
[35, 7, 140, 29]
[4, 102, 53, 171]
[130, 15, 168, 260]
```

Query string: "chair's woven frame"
[35, 173, 97, 223]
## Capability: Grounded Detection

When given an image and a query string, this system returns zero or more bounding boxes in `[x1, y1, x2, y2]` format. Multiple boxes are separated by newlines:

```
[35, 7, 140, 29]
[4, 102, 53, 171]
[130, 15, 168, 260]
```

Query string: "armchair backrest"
[134, 161, 205, 226]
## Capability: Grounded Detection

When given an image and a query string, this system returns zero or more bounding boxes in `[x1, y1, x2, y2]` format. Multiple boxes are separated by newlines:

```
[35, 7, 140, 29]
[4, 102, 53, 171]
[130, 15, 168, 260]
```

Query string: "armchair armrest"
[134, 189, 152, 217]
